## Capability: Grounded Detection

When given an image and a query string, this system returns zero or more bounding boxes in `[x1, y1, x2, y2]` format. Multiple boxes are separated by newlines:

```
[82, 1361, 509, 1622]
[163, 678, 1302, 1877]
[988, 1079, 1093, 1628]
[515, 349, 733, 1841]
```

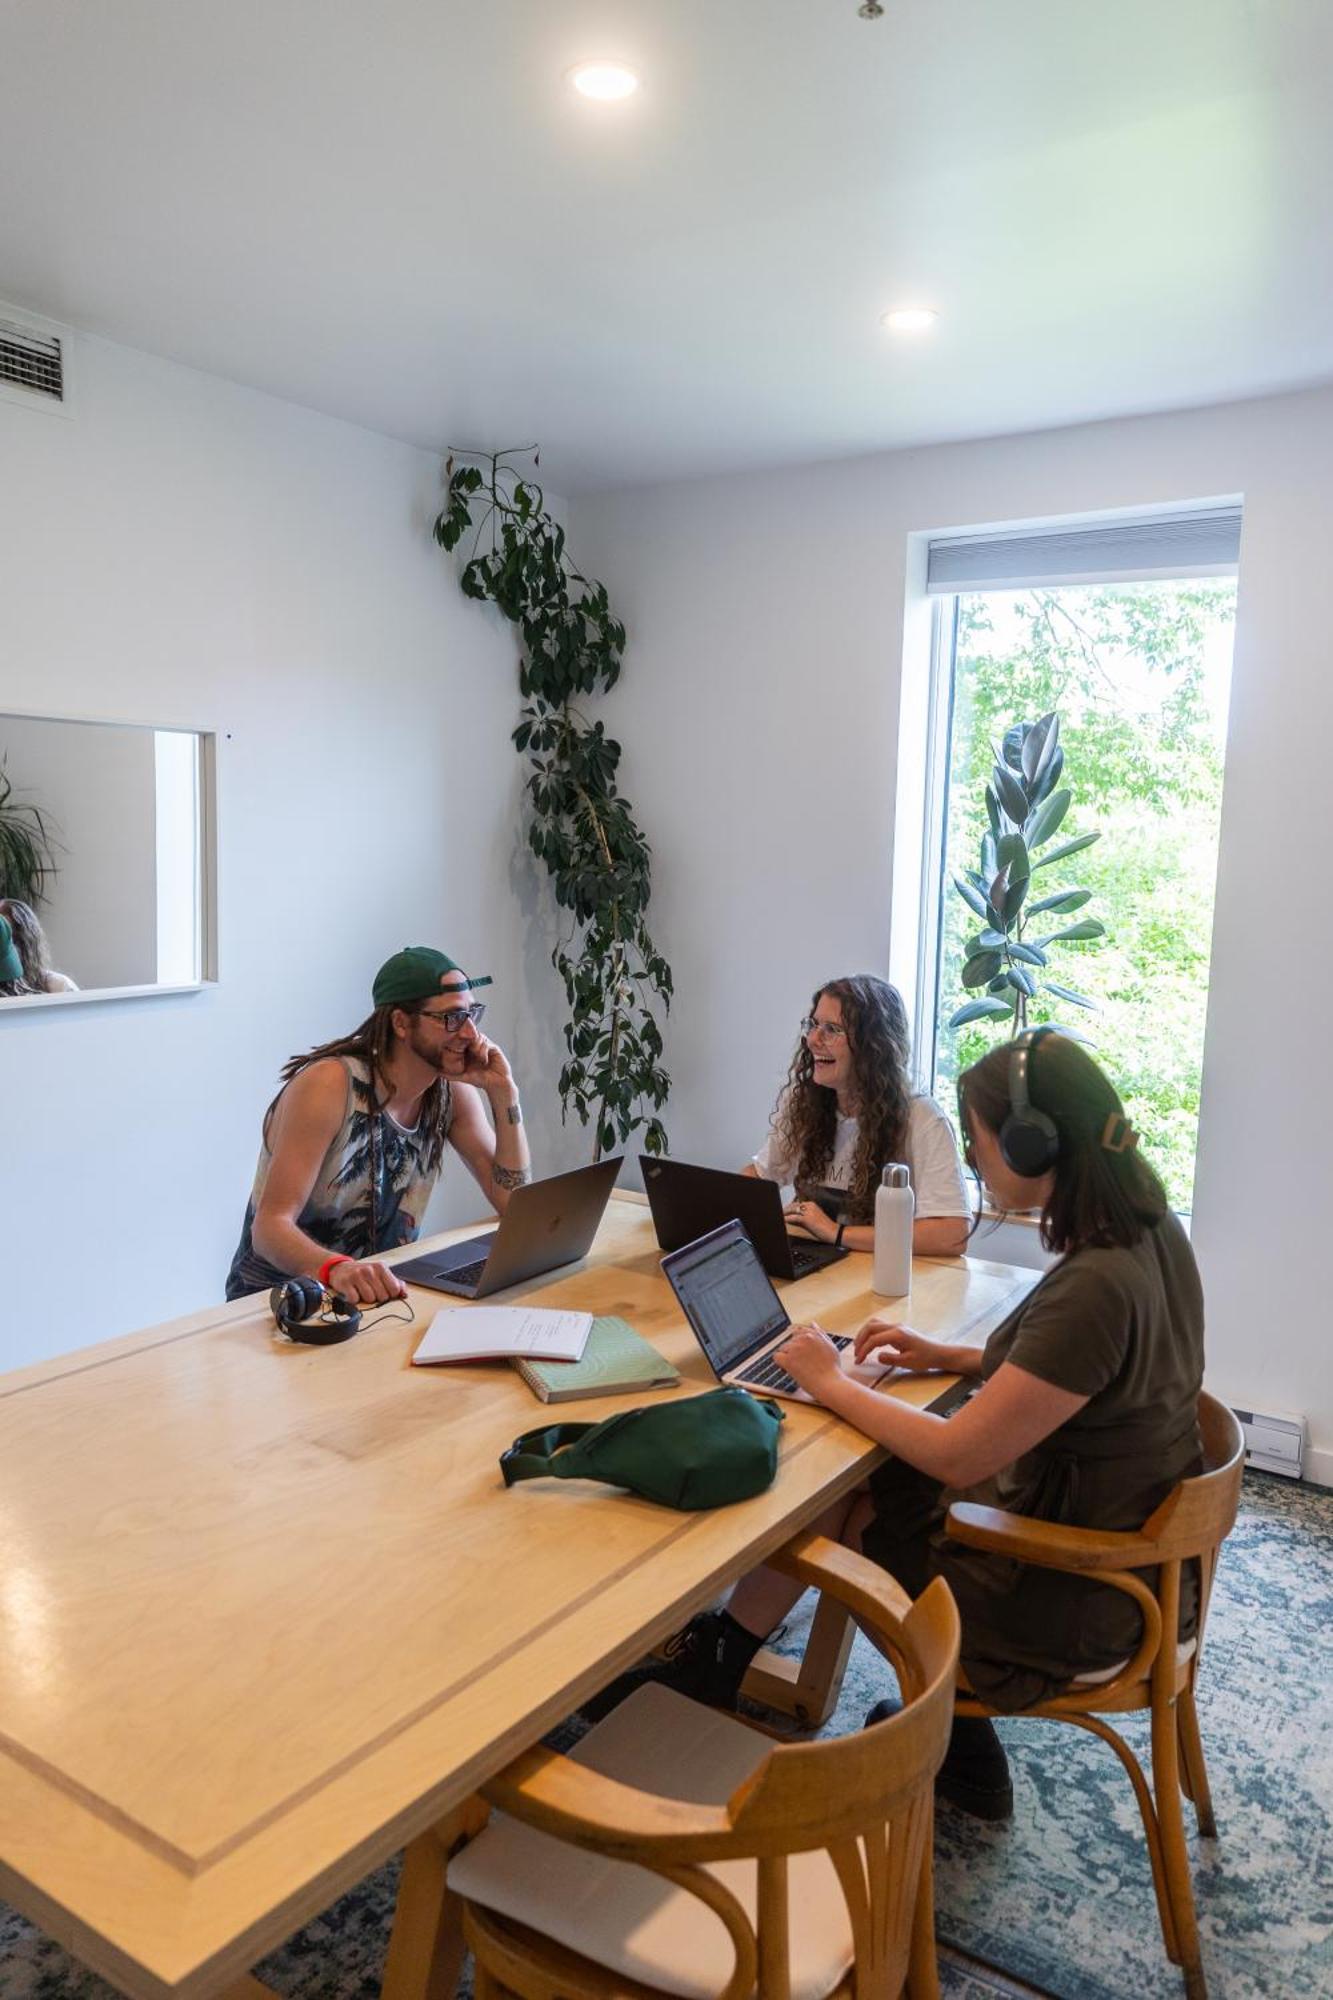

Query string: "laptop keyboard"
[788, 1240, 846, 1278]
[737, 1333, 851, 1394]
[435, 1258, 488, 1290]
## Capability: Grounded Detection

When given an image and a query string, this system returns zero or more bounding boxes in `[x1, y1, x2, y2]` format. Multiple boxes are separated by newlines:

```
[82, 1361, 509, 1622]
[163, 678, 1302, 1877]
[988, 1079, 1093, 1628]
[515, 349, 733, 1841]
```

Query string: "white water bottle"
[872, 1163, 914, 1297]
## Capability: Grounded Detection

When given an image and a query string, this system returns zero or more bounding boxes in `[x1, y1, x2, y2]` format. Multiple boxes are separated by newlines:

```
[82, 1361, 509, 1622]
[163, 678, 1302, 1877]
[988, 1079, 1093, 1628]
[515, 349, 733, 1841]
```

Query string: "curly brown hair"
[771, 975, 915, 1223]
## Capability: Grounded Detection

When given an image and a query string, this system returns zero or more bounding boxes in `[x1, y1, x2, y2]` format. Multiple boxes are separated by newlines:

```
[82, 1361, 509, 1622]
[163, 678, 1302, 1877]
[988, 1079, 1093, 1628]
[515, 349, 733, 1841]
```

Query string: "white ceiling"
[2, 0, 1332, 492]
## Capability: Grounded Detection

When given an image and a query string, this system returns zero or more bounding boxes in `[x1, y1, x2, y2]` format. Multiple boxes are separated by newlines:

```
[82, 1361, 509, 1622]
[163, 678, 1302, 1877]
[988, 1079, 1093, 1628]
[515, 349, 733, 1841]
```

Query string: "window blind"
[925, 507, 1242, 594]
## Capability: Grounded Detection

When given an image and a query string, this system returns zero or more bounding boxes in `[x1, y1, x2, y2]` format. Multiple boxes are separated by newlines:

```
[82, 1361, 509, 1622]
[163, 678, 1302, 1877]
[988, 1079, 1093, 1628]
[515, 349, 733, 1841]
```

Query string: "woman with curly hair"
[745, 973, 969, 1257]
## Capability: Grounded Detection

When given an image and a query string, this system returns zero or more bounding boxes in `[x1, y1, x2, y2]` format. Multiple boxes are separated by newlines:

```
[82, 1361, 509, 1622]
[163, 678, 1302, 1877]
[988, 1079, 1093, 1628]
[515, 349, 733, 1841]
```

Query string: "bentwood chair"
[447, 1531, 960, 2000]
[947, 1391, 1245, 2000]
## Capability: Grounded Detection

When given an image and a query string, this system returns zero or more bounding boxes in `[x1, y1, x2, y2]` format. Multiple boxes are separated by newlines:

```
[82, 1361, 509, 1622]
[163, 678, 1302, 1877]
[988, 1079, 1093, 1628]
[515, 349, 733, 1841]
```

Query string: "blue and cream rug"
[2, 1472, 1329, 1999]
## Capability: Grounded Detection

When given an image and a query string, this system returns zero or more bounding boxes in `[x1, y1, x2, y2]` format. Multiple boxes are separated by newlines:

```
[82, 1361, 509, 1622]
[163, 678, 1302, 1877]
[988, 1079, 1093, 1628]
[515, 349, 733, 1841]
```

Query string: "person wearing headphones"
[622, 1030, 1204, 1821]
[745, 973, 969, 1256]
[225, 946, 530, 1304]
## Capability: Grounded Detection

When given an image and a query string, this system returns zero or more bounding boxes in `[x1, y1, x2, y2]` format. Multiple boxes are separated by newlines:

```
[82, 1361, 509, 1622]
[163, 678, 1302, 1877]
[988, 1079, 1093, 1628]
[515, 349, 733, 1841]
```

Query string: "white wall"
[0, 712, 159, 987]
[0, 328, 539, 1369]
[572, 387, 1333, 1485]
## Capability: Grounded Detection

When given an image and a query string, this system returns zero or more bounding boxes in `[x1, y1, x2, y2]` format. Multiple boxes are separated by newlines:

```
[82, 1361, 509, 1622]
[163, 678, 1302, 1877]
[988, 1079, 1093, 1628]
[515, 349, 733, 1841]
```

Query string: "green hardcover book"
[513, 1315, 680, 1404]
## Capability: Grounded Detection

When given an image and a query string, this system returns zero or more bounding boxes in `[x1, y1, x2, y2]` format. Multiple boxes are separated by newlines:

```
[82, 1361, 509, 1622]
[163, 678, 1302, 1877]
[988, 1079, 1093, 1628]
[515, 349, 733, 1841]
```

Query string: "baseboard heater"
[1232, 1406, 1306, 1479]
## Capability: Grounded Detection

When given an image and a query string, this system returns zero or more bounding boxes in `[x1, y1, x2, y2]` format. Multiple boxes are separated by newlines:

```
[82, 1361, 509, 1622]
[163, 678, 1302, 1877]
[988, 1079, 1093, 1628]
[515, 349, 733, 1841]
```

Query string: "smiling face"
[804, 992, 854, 1098]
[401, 974, 482, 1078]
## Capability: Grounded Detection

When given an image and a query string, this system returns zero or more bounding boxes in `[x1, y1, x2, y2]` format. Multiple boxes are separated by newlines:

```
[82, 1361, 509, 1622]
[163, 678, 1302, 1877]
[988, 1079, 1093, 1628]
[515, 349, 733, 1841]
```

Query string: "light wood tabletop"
[0, 1193, 1037, 2000]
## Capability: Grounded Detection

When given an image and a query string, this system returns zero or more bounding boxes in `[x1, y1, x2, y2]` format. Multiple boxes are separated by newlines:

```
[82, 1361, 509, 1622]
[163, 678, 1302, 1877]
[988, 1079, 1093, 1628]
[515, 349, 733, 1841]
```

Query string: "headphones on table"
[998, 1026, 1062, 1177]
[269, 1276, 362, 1344]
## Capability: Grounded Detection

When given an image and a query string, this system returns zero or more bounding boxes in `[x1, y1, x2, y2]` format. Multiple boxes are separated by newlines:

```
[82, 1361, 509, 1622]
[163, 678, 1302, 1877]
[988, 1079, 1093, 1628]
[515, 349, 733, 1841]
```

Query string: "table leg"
[740, 1590, 856, 1727]
[380, 1799, 490, 2000]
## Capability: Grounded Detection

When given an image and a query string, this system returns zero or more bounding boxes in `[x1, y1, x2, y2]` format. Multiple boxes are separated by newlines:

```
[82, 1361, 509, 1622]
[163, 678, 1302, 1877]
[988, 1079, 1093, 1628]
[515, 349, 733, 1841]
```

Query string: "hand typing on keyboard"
[773, 1321, 854, 1402]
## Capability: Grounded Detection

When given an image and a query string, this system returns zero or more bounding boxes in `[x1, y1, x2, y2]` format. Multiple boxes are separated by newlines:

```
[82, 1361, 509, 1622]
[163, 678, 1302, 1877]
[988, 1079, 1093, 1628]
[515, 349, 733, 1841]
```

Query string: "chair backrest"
[716, 1544, 960, 2000]
[1135, 1390, 1245, 1663]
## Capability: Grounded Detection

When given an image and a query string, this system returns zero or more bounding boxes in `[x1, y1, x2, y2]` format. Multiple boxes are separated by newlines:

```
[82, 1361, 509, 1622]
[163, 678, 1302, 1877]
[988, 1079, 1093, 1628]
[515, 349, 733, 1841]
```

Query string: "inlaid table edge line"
[0, 1212, 1036, 1999]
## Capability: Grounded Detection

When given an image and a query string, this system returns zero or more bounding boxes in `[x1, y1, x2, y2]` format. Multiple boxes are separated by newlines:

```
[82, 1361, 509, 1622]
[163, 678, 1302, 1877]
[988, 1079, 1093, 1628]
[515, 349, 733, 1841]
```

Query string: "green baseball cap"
[0, 916, 23, 984]
[372, 946, 493, 1009]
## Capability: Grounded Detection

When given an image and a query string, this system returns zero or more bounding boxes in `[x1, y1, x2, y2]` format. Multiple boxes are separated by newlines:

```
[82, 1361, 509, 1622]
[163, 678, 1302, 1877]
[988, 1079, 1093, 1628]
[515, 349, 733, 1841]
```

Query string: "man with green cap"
[225, 947, 530, 1303]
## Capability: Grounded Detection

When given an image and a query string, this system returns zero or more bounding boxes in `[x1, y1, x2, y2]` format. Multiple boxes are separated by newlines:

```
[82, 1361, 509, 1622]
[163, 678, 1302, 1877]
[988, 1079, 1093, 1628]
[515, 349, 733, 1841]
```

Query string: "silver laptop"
[393, 1158, 623, 1298]
[661, 1218, 891, 1404]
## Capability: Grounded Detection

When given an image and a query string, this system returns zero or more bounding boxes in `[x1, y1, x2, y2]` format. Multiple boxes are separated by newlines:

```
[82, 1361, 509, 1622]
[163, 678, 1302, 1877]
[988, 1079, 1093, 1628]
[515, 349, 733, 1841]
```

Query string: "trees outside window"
[928, 579, 1236, 1211]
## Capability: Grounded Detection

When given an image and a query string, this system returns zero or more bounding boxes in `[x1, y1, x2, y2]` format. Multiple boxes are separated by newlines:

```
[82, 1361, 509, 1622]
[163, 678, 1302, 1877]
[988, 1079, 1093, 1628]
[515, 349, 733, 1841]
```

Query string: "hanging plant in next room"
[435, 447, 672, 1159]
[949, 712, 1105, 1037]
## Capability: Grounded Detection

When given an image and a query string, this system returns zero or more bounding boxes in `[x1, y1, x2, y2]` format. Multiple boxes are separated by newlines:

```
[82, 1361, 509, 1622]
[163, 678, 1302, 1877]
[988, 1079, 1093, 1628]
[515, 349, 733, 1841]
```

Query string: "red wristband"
[318, 1254, 353, 1287]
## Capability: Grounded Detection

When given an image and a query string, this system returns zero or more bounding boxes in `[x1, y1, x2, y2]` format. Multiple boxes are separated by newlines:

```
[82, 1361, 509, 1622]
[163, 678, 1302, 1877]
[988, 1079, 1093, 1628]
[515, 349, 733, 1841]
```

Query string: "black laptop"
[639, 1155, 849, 1281]
[393, 1158, 623, 1298]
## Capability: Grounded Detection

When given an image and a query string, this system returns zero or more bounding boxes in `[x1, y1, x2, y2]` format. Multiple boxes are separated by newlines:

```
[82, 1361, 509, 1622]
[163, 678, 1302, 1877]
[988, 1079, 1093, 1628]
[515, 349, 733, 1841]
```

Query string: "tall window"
[918, 511, 1239, 1212]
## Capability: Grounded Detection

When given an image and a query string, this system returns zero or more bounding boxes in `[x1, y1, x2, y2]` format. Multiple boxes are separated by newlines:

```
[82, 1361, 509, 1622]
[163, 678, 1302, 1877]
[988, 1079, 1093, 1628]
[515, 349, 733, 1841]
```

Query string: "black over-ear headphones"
[998, 1026, 1061, 1177]
[269, 1276, 362, 1344]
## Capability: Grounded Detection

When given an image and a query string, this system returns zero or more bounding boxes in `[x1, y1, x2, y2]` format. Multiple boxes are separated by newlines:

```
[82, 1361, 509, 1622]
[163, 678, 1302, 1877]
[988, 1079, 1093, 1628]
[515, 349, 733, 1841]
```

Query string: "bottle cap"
[882, 1163, 910, 1188]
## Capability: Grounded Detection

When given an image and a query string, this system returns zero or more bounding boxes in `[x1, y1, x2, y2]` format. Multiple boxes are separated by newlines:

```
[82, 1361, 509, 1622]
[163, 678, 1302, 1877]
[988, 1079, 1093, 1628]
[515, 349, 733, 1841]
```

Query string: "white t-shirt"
[752, 1092, 970, 1222]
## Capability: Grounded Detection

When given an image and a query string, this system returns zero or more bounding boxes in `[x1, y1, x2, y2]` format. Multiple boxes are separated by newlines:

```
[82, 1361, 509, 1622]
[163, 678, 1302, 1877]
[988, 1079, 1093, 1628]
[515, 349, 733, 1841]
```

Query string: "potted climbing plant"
[949, 712, 1104, 1036]
[435, 447, 672, 1159]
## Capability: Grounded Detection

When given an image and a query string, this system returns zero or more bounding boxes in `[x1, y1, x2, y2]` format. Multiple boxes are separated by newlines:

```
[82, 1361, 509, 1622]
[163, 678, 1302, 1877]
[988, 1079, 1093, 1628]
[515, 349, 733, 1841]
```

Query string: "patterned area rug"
[2, 1471, 1328, 2000]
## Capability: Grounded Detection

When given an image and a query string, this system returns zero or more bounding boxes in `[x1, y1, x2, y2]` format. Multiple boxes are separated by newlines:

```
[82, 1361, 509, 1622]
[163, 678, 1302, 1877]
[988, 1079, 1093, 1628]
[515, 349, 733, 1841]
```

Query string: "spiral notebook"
[512, 1315, 680, 1404]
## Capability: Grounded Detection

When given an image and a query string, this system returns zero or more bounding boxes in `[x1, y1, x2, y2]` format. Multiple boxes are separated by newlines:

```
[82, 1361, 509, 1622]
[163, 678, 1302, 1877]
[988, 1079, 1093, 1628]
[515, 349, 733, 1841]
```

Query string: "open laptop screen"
[662, 1220, 789, 1377]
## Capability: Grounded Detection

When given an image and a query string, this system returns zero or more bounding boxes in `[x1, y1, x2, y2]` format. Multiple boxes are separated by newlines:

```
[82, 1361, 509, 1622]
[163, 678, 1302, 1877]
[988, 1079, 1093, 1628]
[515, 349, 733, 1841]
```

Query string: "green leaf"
[953, 875, 989, 920]
[1042, 980, 1097, 1009]
[1031, 830, 1100, 870]
[1027, 886, 1090, 917]
[1040, 919, 1105, 943]
[992, 761, 1029, 824]
[1020, 712, 1058, 787]
[1008, 941, 1048, 966]
[977, 927, 1006, 948]
[1023, 788, 1070, 850]
[948, 997, 1013, 1027]
[1006, 966, 1037, 997]
[962, 949, 1003, 989]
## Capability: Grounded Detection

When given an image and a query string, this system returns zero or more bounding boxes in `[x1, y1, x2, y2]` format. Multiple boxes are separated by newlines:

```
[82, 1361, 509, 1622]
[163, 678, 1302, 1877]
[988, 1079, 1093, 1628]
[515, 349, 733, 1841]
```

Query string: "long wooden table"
[0, 1195, 1036, 1999]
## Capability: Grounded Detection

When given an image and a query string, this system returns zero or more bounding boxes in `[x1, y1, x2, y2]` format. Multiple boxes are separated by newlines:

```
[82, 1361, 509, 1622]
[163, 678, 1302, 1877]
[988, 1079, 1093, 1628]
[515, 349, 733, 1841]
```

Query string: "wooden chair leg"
[1151, 1698, 1207, 2000]
[906, 1806, 940, 2000]
[1176, 1684, 1218, 1838]
[1065, 1715, 1180, 1968]
[741, 1590, 856, 1726]
[381, 1798, 490, 2000]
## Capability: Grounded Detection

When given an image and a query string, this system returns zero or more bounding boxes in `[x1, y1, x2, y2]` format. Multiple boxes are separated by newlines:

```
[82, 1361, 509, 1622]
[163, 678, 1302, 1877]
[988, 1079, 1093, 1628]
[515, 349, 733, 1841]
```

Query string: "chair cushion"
[1071, 1637, 1197, 1686]
[448, 1683, 856, 2000]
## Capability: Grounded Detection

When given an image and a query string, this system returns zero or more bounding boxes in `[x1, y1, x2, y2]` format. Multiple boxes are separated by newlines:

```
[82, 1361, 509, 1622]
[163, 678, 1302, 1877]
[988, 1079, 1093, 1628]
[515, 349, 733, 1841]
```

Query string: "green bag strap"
[500, 1419, 600, 1487]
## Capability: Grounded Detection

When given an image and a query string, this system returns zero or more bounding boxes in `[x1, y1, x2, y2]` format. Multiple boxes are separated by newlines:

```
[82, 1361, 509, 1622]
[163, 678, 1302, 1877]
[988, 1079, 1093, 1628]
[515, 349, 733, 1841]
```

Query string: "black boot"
[864, 1700, 1014, 1822]
[585, 1610, 765, 1721]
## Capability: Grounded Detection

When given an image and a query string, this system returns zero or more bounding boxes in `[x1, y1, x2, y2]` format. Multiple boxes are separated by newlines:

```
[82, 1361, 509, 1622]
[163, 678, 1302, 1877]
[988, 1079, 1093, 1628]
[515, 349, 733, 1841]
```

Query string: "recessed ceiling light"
[882, 306, 940, 334]
[568, 61, 640, 102]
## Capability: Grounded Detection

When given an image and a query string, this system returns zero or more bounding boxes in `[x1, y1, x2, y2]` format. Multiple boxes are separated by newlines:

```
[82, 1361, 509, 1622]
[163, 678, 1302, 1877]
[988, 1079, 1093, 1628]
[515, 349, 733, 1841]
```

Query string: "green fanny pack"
[499, 1387, 785, 1511]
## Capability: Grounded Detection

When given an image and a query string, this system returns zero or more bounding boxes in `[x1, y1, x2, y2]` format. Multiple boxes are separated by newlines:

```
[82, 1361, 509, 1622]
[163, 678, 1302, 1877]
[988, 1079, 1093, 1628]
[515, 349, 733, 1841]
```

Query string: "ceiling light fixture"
[568, 61, 640, 102]
[858, 2, 886, 17]
[882, 306, 939, 334]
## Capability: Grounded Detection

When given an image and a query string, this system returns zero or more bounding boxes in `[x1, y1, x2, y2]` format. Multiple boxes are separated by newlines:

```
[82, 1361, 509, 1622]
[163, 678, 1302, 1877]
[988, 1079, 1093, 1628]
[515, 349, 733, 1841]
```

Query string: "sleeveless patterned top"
[225, 1055, 450, 1299]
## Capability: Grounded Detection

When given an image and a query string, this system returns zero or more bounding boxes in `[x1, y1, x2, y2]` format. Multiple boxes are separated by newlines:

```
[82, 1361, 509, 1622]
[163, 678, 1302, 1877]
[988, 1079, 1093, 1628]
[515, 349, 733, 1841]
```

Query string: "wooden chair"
[447, 1531, 960, 2000]
[946, 1391, 1245, 2000]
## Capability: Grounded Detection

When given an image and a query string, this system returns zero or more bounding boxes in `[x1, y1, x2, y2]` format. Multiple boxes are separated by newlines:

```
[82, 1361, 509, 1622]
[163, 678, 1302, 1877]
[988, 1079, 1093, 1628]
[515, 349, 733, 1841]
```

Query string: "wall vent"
[1232, 1406, 1306, 1479]
[0, 305, 73, 415]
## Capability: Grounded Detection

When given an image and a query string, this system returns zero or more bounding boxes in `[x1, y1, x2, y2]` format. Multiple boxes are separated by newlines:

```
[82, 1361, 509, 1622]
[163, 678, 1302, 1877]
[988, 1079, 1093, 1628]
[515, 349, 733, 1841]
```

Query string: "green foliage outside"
[934, 581, 1235, 1210]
